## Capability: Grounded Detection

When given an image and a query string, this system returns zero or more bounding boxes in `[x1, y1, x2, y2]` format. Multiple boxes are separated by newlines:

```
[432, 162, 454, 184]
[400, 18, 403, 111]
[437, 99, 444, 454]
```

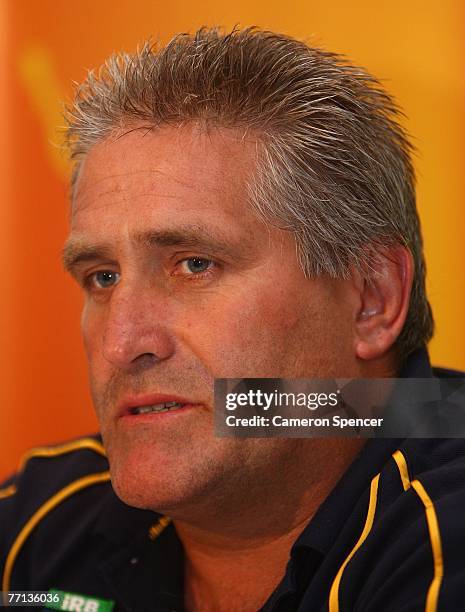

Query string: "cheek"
[80, 304, 108, 388]
[181, 279, 355, 378]
[81, 304, 98, 359]
[179, 285, 307, 377]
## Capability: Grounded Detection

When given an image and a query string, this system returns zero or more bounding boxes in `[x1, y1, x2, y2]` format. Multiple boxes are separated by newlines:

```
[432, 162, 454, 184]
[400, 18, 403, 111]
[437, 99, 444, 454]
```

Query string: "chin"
[106, 443, 221, 517]
[109, 463, 188, 513]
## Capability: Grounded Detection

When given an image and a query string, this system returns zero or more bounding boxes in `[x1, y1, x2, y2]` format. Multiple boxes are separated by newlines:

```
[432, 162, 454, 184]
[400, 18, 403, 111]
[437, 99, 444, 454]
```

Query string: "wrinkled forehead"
[70, 122, 260, 219]
[65, 122, 291, 259]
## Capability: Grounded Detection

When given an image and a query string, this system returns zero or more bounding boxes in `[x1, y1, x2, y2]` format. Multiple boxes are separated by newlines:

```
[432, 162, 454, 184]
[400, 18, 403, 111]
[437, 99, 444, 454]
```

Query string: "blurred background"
[1, 0, 464, 479]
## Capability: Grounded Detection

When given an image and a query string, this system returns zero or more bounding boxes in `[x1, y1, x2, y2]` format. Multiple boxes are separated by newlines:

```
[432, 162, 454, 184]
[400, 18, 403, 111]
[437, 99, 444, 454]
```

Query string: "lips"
[118, 393, 201, 418]
[131, 400, 184, 415]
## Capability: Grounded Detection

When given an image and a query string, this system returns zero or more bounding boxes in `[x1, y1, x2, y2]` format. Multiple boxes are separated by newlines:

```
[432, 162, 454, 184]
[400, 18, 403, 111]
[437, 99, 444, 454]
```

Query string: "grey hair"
[65, 26, 434, 361]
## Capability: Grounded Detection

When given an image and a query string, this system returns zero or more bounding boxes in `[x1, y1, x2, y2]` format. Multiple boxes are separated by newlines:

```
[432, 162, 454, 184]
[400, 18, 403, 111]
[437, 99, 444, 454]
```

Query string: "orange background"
[1, 0, 464, 479]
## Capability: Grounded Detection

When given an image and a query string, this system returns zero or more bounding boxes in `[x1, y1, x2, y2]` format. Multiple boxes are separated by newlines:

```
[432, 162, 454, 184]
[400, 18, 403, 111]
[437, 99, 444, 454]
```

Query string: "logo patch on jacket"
[45, 589, 114, 611]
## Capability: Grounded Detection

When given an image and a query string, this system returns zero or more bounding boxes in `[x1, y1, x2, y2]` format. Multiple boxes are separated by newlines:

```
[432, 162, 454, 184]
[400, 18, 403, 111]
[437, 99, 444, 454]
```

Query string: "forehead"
[71, 123, 260, 237]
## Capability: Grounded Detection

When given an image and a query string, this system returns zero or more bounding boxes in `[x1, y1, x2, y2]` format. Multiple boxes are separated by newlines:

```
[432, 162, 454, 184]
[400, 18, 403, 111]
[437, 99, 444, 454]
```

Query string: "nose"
[101, 281, 175, 370]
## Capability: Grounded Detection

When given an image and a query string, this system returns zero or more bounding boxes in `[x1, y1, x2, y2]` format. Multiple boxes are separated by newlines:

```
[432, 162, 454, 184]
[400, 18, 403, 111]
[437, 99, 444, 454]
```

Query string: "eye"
[88, 270, 121, 289]
[178, 257, 215, 275]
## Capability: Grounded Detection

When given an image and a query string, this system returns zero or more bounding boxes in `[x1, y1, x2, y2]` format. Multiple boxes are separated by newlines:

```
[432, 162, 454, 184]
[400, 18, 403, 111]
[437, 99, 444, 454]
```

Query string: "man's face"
[65, 123, 358, 514]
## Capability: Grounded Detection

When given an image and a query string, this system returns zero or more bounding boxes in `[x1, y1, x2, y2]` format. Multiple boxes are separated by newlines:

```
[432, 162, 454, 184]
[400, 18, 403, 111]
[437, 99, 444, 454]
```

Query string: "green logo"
[46, 589, 115, 612]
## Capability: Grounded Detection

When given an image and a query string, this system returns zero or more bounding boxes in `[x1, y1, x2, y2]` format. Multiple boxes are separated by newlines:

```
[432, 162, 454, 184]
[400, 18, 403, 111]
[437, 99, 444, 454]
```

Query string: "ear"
[354, 245, 414, 361]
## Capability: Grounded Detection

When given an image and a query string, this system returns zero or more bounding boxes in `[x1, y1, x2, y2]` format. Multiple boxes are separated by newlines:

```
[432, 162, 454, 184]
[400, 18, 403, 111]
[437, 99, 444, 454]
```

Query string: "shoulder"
[0, 436, 111, 592]
[394, 438, 465, 573]
[432, 366, 465, 378]
[0, 435, 110, 519]
[351, 438, 465, 611]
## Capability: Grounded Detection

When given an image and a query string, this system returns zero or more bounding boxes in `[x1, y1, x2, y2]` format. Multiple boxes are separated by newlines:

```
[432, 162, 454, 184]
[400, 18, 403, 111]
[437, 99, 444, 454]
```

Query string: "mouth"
[130, 401, 185, 415]
[119, 394, 202, 419]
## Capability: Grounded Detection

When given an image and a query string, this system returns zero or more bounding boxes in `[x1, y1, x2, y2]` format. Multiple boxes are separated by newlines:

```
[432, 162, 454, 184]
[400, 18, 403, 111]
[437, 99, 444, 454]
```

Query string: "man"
[1, 27, 464, 611]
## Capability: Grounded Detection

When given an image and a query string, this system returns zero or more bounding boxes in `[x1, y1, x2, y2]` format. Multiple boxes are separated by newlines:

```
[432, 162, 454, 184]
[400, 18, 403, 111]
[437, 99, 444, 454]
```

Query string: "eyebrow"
[62, 226, 252, 273]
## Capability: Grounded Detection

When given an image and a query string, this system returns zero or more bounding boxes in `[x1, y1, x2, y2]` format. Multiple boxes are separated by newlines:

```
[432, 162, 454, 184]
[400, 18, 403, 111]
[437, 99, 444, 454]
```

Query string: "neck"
[173, 438, 365, 612]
